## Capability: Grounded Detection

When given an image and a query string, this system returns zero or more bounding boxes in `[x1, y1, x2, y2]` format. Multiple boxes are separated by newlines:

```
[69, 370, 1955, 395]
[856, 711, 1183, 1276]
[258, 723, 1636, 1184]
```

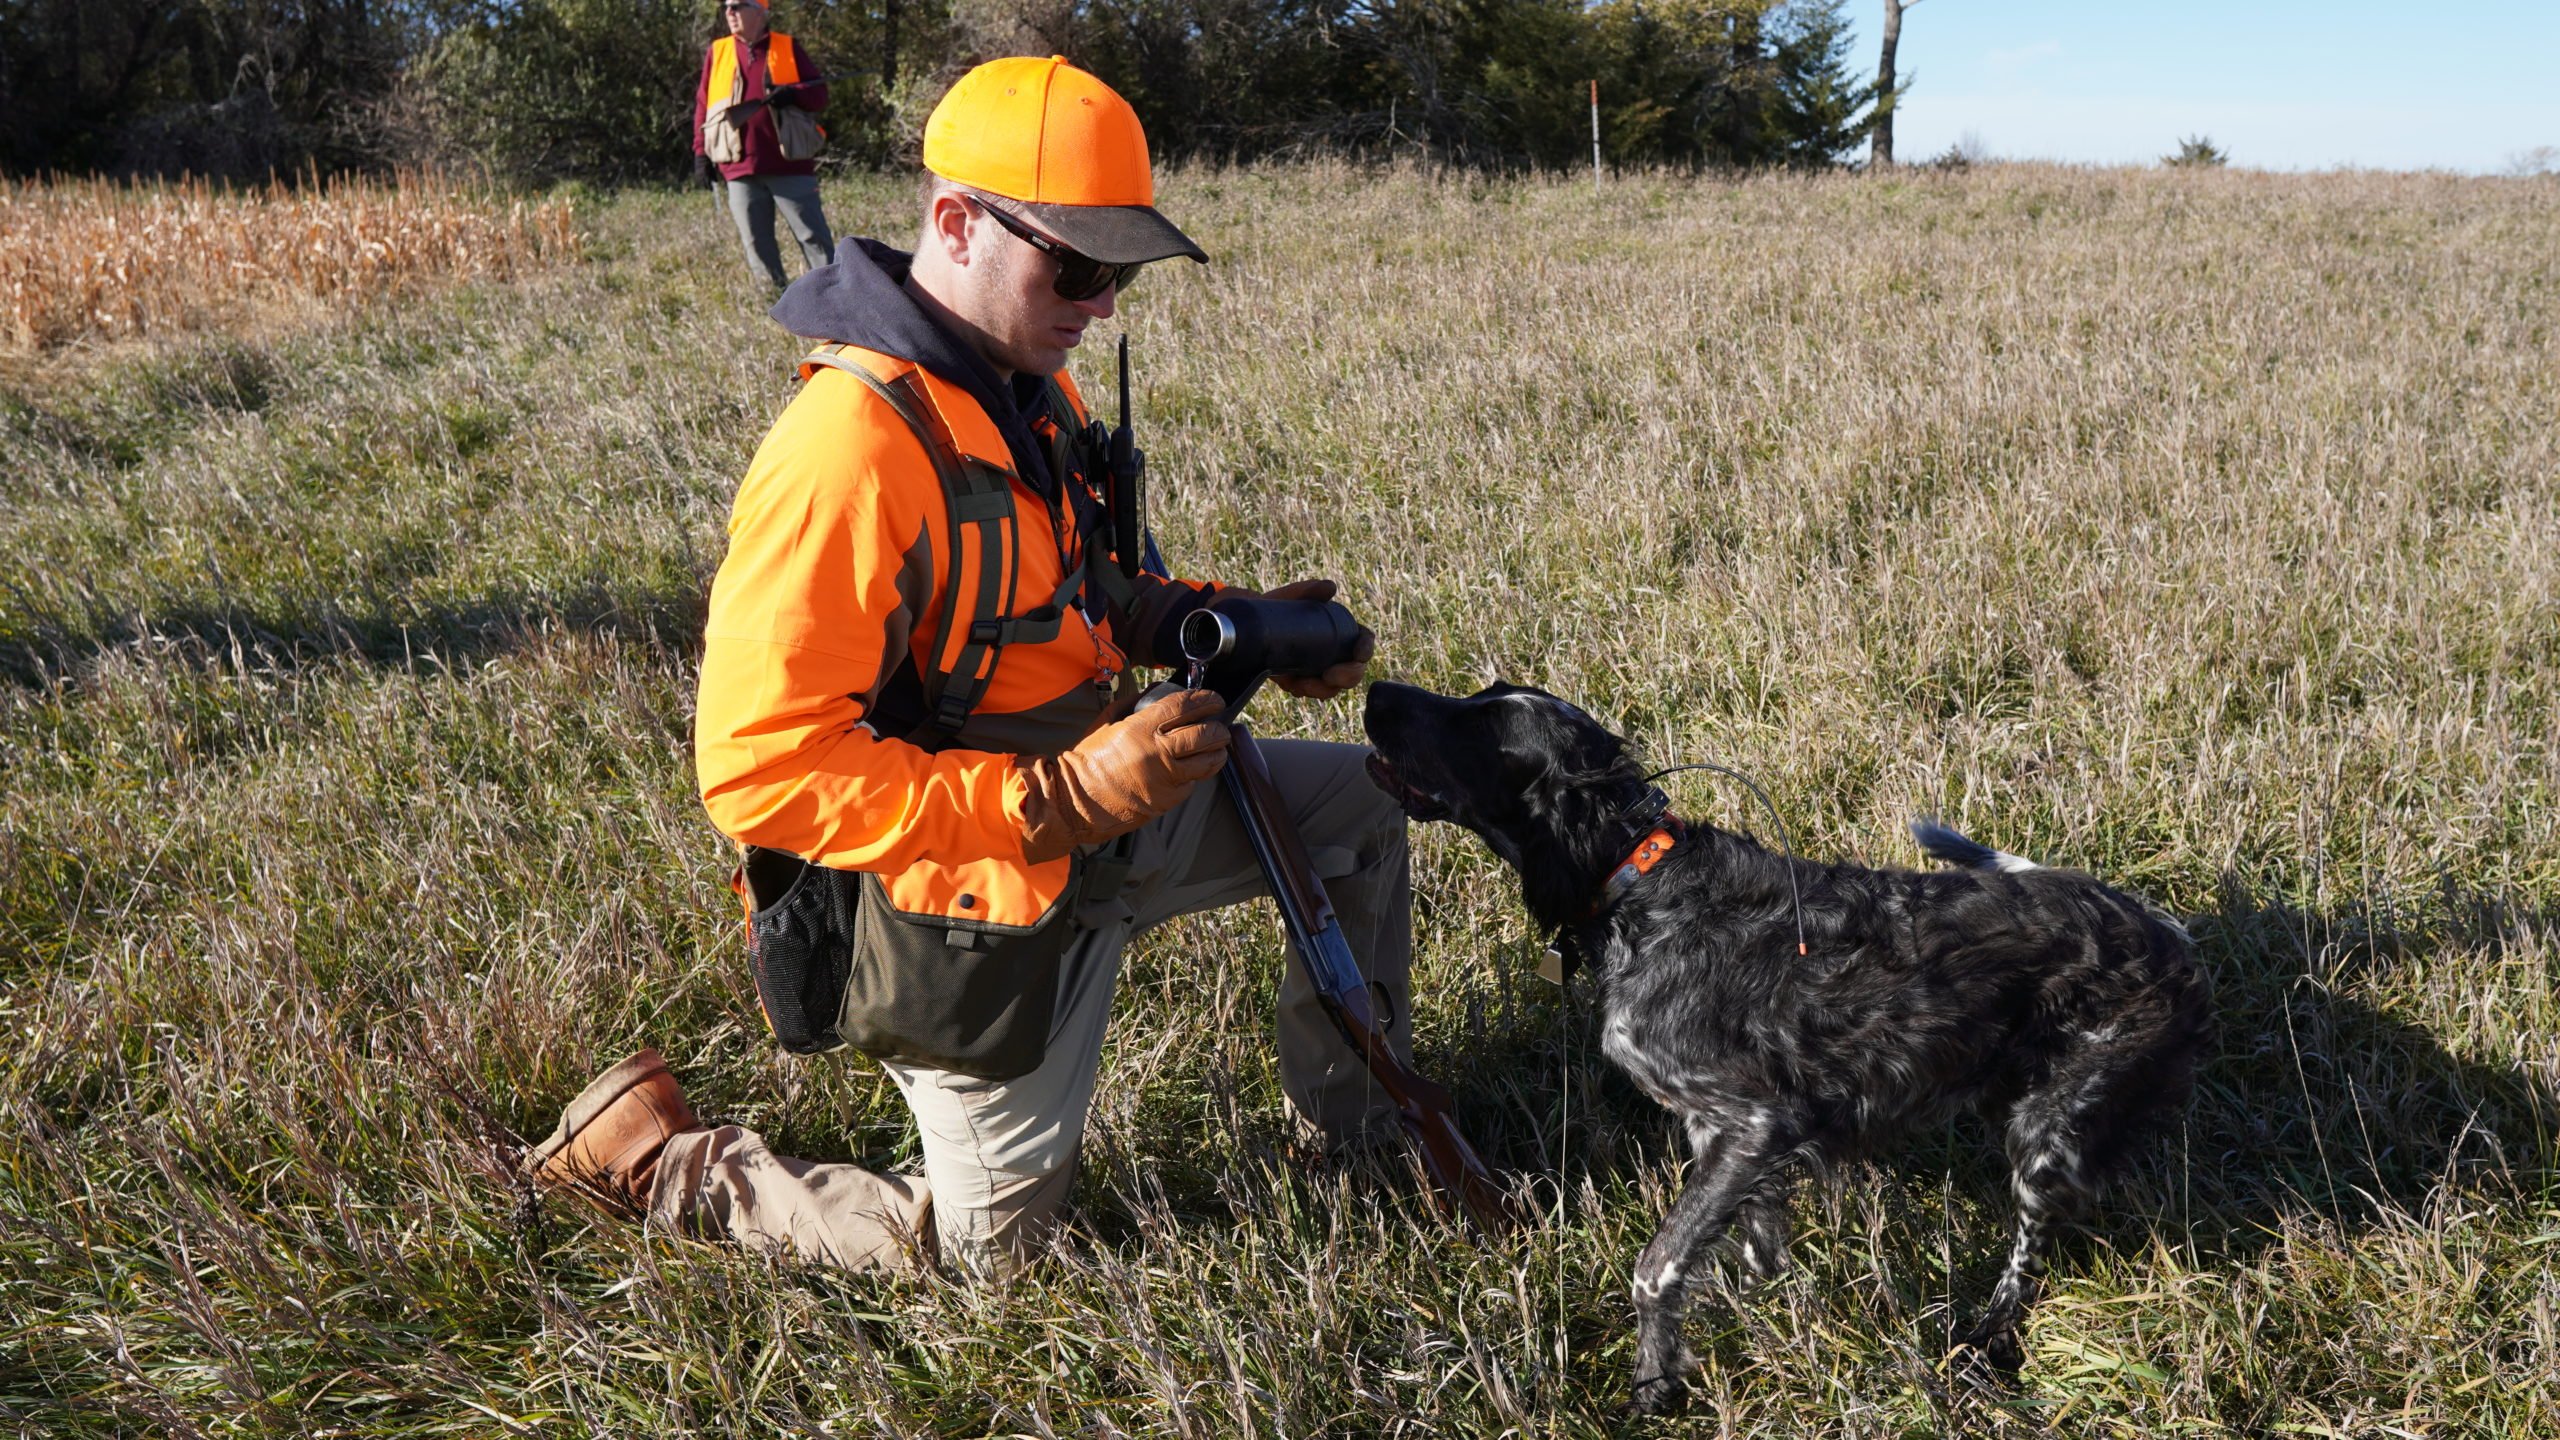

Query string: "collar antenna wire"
[1642, 761, 1810, 957]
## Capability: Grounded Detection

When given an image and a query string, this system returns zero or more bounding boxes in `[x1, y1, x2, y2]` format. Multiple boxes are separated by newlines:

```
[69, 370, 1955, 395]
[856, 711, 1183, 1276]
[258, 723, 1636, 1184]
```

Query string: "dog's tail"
[1910, 818, 2041, 874]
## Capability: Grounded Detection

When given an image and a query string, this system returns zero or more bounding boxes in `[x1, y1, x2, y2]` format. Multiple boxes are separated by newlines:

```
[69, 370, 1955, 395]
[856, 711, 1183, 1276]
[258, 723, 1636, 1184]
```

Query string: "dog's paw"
[1949, 1322, 2025, 1385]
[1733, 1198, 1792, 1282]
[1628, 1369, 1691, 1416]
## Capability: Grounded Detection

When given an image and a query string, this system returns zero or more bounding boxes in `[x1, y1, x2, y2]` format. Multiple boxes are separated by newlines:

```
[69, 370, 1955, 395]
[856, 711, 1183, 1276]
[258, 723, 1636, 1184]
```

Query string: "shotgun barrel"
[1221, 721, 1514, 1232]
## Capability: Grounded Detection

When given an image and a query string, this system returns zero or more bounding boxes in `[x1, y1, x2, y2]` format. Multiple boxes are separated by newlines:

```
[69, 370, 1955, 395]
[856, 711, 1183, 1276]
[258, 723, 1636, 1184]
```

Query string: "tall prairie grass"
[1, 162, 2555, 1436]
[0, 171, 580, 351]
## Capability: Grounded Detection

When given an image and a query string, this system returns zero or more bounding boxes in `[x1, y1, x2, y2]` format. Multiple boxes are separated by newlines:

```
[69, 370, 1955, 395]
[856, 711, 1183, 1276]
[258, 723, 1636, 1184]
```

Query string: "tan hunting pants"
[647, 736, 1413, 1274]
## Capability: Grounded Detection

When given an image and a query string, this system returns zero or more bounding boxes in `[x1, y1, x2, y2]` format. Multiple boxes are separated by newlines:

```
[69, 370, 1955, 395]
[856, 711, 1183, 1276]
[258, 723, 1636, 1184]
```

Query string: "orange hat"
[924, 56, 1207, 266]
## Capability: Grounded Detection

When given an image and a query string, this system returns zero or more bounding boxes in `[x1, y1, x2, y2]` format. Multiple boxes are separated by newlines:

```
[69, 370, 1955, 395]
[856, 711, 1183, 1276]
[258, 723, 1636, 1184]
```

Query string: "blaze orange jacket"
[696, 339, 1221, 931]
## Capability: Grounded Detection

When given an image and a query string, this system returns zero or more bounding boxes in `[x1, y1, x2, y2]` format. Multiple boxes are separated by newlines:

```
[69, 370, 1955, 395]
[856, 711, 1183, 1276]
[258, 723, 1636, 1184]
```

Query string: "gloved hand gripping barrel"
[1178, 594, 1363, 714]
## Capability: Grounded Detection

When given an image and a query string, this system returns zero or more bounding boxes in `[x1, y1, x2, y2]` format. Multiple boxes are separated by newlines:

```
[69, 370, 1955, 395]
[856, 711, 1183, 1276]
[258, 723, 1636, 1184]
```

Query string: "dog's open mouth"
[1365, 751, 1451, 821]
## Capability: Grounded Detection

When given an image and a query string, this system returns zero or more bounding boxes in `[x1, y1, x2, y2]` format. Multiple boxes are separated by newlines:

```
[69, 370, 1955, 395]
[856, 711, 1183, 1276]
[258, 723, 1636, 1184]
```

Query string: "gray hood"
[770, 238, 1060, 497]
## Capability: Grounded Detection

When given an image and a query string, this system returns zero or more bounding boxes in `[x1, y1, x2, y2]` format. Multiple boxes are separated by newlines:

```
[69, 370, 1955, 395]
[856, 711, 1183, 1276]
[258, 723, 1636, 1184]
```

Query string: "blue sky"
[1871, 1, 2560, 172]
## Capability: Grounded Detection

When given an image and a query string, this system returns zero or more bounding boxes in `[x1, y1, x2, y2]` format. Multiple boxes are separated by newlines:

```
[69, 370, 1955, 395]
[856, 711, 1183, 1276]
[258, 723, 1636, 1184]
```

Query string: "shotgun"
[1179, 597, 1515, 1232]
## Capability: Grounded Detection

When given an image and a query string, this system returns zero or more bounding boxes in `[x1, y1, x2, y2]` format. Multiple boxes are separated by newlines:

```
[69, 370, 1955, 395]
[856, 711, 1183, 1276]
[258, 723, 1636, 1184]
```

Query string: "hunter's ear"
[925, 189, 979, 266]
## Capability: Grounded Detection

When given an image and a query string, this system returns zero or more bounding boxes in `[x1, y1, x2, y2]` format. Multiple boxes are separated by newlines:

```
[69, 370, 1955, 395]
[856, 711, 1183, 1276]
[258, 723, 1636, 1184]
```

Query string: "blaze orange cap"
[924, 56, 1207, 266]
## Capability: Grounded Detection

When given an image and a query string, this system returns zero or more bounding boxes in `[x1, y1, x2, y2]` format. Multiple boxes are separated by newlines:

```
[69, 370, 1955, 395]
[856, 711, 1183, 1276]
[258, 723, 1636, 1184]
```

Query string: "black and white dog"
[1363, 680, 2211, 1412]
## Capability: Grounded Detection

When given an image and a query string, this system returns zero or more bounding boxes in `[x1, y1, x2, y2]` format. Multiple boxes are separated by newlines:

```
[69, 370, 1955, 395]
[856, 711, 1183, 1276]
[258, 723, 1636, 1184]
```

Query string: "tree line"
[1, 0, 1899, 183]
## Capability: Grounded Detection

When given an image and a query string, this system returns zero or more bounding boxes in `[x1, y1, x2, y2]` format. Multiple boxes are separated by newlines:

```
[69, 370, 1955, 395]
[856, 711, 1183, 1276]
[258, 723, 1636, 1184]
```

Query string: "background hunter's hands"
[1252, 579, 1373, 699]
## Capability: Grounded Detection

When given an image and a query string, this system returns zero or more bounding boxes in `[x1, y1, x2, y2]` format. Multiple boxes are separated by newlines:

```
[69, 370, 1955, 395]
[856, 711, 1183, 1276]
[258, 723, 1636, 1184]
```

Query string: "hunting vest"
[708, 32, 802, 101]
[789, 343, 1124, 933]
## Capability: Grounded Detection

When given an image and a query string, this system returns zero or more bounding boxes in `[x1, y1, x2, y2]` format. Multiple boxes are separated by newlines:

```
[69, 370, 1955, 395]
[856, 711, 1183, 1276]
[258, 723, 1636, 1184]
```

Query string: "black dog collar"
[1619, 785, 1671, 831]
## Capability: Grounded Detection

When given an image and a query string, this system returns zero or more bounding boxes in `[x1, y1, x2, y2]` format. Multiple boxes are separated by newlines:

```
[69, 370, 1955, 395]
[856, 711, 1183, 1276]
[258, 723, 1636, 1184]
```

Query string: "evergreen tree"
[2163, 134, 2230, 168]
[5, 0, 1902, 178]
[1763, 0, 1880, 165]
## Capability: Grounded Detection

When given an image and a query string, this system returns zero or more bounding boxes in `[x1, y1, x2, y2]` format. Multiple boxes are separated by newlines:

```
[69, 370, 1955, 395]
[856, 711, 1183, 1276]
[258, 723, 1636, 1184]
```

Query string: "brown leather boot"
[526, 1048, 702, 1209]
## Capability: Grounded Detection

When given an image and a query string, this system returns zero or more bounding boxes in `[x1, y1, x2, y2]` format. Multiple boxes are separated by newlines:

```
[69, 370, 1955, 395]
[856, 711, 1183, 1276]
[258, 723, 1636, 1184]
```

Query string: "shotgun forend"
[1177, 594, 1363, 711]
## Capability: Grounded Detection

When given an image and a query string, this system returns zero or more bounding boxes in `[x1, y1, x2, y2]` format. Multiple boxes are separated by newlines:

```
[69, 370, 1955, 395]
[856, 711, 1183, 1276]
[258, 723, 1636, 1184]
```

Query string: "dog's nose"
[1361, 680, 1422, 739]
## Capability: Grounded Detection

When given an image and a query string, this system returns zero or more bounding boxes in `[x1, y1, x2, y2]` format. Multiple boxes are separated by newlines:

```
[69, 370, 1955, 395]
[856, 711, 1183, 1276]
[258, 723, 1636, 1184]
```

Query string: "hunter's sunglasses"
[972, 197, 1141, 302]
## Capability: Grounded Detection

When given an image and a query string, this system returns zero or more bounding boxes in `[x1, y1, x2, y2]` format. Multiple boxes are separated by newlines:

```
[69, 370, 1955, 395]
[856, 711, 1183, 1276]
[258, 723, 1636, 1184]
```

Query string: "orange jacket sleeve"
[695, 369, 1035, 870]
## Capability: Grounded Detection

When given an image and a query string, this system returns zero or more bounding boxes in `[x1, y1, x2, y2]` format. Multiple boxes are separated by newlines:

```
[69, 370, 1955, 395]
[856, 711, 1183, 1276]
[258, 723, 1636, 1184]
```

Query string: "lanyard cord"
[1641, 762, 1811, 958]
[1555, 951, 1571, 1383]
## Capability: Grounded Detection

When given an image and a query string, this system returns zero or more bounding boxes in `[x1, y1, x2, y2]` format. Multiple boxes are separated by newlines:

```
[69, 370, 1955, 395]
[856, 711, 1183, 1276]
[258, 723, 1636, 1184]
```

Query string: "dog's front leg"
[1629, 1111, 1785, 1416]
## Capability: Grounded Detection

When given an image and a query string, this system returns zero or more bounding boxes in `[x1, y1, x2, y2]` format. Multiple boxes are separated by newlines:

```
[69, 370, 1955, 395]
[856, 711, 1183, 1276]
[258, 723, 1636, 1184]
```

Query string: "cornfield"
[0, 170, 580, 350]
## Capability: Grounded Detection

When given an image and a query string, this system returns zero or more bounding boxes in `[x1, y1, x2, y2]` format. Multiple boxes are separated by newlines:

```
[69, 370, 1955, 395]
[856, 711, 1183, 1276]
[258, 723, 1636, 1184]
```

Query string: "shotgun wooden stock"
[1223, 722, 1515, 1233]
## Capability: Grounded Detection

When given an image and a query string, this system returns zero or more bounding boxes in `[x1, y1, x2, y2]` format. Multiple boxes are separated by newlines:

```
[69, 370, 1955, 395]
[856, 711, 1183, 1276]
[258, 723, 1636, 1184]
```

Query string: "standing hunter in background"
[529, 57, 1407, 1277]
[692, 0, 835, 290]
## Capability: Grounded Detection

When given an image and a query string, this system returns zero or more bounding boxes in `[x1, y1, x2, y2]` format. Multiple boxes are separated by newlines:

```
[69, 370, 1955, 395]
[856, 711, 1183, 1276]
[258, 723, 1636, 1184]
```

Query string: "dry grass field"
[1, 173, 579, 351]
[3, 162, 2556, 1436]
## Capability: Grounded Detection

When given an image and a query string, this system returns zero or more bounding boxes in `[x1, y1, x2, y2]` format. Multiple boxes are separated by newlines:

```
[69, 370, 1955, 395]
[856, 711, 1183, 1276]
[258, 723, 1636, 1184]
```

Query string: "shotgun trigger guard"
[1367, 978, 1397, 1030]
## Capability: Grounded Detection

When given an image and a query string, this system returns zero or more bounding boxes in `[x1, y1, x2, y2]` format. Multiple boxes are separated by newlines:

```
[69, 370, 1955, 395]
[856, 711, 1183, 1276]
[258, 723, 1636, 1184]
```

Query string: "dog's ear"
[1493, 691, 1626, 799]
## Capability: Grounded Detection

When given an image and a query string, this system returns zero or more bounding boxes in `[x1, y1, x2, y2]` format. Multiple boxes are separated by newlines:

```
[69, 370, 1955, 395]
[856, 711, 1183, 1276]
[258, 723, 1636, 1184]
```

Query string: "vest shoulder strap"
[801, 345, 1083, 742]
[710, 36, 738, 104]
[1035, 377, 1141, 617]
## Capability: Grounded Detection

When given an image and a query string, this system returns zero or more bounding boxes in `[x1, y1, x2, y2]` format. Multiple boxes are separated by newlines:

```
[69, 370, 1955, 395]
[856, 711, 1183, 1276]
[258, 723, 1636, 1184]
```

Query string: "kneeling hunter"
[525, 56, 1407, 1274]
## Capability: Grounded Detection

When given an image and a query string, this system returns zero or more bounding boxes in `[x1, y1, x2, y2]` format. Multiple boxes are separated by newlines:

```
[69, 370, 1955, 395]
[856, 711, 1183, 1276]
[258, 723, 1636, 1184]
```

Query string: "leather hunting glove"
[692, 153, 714, 186]
[1253, 578, 1374, 700]
[1015, 689, 1231, 863]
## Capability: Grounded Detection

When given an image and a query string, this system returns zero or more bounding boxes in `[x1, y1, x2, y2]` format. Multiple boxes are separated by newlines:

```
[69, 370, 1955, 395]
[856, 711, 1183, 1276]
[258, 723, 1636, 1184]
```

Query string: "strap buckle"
[1077, 832, 1139, 903]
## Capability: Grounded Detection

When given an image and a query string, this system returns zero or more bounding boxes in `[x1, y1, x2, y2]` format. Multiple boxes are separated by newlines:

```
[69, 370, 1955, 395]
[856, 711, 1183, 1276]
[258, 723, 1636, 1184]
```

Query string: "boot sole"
[526, 1048, 670, 1175]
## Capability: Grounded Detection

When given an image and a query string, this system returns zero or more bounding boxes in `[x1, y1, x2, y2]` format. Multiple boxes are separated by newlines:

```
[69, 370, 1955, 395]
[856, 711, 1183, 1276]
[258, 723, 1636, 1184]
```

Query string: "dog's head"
[1364, 680, 1655, 912]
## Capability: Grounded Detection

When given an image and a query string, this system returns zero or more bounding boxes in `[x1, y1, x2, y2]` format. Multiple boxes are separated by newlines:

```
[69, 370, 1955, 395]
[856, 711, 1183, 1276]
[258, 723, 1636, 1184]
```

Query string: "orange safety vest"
[707, 32, 802, 105]
[698, 344, 1208, 934]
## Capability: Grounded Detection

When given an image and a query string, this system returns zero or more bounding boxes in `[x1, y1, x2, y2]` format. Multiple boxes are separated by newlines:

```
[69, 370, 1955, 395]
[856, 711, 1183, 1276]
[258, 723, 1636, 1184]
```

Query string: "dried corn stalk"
[1, 170, 581, 351]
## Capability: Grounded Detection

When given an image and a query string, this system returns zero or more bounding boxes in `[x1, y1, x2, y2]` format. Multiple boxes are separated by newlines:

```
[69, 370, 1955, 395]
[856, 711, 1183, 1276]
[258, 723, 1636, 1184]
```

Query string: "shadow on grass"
[1484, 871, 2556, 1249]
[2, 335, 284, 469]
[0, 580, 710, 690]
[2175, 875, 2555, 1251]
